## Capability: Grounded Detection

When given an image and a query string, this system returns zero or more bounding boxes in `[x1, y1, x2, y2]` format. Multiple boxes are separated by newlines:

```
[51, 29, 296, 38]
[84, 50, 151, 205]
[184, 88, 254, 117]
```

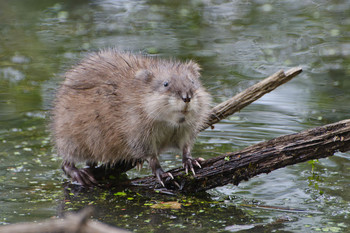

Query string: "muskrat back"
[52, 49, 211, 186]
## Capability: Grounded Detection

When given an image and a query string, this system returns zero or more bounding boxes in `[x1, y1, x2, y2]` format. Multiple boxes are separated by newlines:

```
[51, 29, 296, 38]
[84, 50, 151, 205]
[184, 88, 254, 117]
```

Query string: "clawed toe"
[78, 168, 98, 186]
[62, 162, 98, 187]
[154, 168, 178, 188]
[71, 168, 98, 187]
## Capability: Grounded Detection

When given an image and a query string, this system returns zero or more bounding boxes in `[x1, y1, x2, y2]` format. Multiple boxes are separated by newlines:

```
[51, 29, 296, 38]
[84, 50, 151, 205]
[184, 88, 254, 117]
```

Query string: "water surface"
[0, 0, 349, 232]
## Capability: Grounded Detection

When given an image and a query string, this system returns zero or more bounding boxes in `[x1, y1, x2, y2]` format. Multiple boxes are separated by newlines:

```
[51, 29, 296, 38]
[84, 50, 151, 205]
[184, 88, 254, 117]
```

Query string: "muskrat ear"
[186, 61, 201, 78]
[135, 69, 153, 83]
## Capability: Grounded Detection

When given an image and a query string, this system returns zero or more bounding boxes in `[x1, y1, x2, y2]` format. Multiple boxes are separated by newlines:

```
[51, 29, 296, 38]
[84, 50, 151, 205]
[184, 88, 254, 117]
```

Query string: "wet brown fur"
[51, 49, 211, 176]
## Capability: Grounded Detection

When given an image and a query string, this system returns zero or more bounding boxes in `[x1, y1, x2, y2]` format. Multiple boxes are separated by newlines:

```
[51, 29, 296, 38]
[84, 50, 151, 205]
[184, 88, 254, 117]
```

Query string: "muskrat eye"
[163, 81, 169, 87]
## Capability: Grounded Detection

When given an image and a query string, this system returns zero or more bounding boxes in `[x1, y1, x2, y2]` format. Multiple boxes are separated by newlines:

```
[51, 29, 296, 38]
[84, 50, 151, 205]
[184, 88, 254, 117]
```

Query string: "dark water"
[1, 0, 349, 232]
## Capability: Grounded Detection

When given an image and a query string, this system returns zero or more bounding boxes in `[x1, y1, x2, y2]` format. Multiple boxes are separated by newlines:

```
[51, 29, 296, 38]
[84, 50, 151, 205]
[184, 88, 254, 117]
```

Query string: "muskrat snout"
[182, 96, 191, 103]
[181, 93, 192, 103]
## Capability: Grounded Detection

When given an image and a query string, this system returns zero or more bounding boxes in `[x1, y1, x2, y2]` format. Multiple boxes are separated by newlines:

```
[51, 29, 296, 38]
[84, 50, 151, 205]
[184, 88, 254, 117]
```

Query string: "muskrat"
[51, 49, 211, 187]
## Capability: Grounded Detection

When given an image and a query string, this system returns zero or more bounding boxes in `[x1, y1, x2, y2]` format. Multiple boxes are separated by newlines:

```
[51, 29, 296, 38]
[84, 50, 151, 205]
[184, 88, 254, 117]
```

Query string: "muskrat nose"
[182, 94, 191, 103]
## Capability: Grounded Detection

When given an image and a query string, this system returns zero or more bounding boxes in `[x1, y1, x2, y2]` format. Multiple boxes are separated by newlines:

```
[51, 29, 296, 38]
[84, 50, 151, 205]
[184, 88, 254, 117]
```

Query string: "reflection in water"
[0, 0, 349, 232]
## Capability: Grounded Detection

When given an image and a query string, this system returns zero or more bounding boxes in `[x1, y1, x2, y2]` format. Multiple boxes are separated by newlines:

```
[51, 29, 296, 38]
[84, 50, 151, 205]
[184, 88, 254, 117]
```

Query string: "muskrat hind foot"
[62, 161, 98, 187]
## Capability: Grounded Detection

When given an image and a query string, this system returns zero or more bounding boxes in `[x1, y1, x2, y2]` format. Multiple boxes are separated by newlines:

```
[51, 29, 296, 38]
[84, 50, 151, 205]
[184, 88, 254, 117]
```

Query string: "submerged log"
[131, 119, 350, 193]
[0, 208, 129, 233]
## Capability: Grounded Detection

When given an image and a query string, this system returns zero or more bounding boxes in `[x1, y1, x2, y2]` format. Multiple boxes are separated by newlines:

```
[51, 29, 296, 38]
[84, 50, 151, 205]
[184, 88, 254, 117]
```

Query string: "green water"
[1, 0, 349, 232]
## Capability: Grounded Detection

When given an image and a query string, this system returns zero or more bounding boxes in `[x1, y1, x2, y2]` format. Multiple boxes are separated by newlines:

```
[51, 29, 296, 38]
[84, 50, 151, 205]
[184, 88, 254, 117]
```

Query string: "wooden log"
[131, 119, 350, 194]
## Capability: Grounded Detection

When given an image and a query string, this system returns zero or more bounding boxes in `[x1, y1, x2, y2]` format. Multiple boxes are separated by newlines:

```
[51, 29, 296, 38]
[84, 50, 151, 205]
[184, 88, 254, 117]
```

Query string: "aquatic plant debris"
[150, 201, 182, 209]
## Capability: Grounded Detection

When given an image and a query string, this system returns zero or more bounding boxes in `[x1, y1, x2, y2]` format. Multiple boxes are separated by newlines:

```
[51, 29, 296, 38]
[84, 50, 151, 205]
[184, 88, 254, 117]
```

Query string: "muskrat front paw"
[182, 157, 204, 176]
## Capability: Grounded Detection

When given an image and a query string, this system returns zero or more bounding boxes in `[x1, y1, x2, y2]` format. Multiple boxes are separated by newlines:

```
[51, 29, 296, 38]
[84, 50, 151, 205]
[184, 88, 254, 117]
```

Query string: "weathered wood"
[0, 208, 129, 233]
[202, 67, 302, 130]
[131, 119, 350, 194]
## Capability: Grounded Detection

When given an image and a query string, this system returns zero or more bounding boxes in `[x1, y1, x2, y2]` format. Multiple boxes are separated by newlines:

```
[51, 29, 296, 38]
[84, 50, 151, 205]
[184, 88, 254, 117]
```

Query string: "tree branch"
[202, 67, 302, 130]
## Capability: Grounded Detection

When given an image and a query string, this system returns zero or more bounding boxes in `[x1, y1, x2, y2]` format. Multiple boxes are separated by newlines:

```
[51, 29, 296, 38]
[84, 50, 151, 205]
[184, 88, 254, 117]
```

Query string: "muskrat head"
[137, 61, 206, 126]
